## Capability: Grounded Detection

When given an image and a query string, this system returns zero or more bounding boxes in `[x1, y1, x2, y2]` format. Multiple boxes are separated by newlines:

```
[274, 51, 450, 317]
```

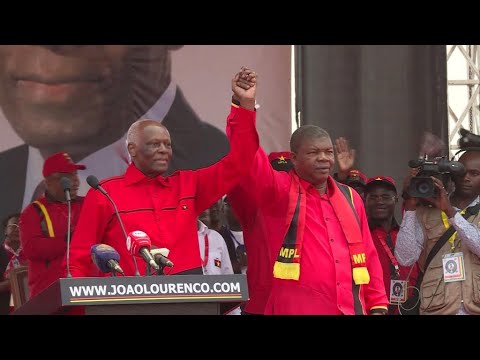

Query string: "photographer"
[365, 176, 418, 314]
[395, 150, 480, 315]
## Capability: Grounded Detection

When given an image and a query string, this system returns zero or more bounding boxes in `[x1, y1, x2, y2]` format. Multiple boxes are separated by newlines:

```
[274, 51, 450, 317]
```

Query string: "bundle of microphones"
[90, 231, 174, 277]
[62, 175, 174, 278]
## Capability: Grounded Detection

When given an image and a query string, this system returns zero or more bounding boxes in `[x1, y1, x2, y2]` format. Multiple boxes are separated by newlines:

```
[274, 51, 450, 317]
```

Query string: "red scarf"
[273, 173, 370, 285]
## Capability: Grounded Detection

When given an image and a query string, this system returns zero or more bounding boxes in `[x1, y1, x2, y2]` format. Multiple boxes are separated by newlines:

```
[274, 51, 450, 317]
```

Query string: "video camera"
[458, 128, 480, 150]
[408, 156, 464, 198]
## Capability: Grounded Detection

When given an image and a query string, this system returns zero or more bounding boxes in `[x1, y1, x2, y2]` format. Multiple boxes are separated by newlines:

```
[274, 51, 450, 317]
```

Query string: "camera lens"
[417, 181, 431, 195]
[409, 177, 435, 198]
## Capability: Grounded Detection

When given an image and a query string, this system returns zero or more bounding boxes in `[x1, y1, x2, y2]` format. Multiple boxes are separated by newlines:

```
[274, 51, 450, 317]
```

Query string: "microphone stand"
[156, 265, 165, 276]
[87, 175, 140, 275]
[61, 179, 73, 278]
[106, 195, 140, 276]
[146, 264, 152, 276]
[66, 198, 72, 278]
[146, 264, 164, 276]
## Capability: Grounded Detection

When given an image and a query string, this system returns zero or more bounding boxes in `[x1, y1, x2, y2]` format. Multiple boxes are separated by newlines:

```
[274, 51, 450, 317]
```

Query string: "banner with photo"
[0, 45, 292, 221]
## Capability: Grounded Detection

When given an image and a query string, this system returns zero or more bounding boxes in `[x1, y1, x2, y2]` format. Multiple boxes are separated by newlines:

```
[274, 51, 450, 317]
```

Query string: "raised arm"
[194, 67, 260, 214]
[227, 147, 289, 225]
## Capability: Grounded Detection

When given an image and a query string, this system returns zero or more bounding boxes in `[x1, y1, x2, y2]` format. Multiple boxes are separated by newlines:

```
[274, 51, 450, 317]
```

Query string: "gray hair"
[126, 119, 167, 145]
[290, 125, 330, 153]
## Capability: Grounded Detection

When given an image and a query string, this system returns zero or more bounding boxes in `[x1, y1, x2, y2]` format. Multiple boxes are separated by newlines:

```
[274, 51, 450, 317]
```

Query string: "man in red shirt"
[19, 152, 86, 298]
[225, 151, 293, 314]
[365, 176, 419, 314]
[344, 170, 368, 202]
[227, 120, 388, 314]
[68, 67, 260, 277]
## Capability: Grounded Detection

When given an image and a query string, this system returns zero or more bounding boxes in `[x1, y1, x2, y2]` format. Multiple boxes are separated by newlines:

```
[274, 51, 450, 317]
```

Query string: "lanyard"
[441, 208, 466, 252]
[202, 234, 209, 268]
[229, 230, 243, 247]
[375, 232, 400, 277]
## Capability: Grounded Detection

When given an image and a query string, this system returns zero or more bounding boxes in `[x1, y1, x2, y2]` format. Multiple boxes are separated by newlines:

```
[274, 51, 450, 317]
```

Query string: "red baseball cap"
[268, 151, 293, 172]
[346, 169, 367, 187]
[42, 152, 86, 178]
[366, 176, 397, 192]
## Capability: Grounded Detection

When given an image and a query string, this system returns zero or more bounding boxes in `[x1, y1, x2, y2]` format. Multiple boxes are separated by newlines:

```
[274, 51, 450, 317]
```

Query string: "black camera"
[408, 156, 465, 198]
[458, 128, 480, 150]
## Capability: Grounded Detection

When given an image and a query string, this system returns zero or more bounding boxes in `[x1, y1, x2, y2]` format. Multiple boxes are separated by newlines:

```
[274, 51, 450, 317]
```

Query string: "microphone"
[60, 177, 71, 202]
[126, 231, 160, 272]
[90, 244, 125, 276]
[86, 175, 141, 276]
[151, 247, 174, 268]
[61, 176, 72, 278]
[86, 175, 107, 196]
[145, 246, 172, 276]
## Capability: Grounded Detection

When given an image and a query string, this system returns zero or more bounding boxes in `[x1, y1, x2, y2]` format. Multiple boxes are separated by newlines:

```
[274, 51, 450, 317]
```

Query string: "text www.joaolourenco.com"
[68, 282, 241, 297]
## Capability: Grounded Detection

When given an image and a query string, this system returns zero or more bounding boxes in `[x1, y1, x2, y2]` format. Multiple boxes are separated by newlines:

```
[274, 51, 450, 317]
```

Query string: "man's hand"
[425, 177, 456, 217]
[402, 169, 419, 210]
[334, 137, 356, 181]
[232, 66, 256, 110]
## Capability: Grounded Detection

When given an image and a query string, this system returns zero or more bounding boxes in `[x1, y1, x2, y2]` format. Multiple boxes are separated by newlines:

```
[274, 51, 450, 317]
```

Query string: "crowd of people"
[2, 65, 480, 315]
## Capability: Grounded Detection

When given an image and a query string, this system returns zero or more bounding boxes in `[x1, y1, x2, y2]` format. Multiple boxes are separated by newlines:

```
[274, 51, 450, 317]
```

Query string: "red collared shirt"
[228, 162, 276, 313]
[370, 226, 419, 302]
[69, 105, 259, 277]
[20, 196, 84, 298]
[229, 148, 388, 315]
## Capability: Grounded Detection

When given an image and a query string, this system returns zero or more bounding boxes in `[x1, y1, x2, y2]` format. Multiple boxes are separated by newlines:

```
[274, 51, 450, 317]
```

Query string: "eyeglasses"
[366, 195, 397, 203]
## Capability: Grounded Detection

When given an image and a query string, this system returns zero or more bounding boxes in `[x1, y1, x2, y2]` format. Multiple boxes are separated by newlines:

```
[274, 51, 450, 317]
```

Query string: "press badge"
[442, 252, 465, 282]
[389, 280, 407, 304]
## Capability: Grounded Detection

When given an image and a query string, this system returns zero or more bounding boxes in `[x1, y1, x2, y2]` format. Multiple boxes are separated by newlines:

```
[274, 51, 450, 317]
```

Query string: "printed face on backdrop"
[0, 45, 182, 160]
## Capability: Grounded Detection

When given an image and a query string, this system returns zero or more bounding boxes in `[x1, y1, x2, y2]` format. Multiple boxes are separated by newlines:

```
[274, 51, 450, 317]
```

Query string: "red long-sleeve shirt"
[227, 151, 277, 314]
[229, 148, 388, 315]
[19, 196, 84, 298]
[370, 225, 419, 314]
[69, 105, 259, 277]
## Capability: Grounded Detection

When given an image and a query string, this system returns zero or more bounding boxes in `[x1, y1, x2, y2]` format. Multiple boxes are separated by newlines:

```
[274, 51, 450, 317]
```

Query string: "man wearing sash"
[226, 76, 388, 314]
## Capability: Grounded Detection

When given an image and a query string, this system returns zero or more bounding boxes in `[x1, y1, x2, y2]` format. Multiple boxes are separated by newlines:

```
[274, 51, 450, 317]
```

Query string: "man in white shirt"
[197, 217, 241, 315]
[0, 45, 230, 222]
[197, 219, 234, 276]
[395, 150, 480, 315]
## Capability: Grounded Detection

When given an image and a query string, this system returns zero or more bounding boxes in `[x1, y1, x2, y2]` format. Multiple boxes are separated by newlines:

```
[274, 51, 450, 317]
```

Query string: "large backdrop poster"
[0, 45, 292, 221]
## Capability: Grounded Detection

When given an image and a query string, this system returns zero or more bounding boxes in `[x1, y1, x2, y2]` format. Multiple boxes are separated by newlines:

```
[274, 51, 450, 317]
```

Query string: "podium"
[12, 274, 248, 315]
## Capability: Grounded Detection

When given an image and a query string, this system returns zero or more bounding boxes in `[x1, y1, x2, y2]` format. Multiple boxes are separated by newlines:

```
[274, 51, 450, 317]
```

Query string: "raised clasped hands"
[232, 66, 257, 110]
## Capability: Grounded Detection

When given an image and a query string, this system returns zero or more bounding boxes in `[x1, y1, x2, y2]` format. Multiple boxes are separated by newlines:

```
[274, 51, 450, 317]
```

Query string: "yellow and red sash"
[273, 173, 370, 285]
[32, 201, 55, 238]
